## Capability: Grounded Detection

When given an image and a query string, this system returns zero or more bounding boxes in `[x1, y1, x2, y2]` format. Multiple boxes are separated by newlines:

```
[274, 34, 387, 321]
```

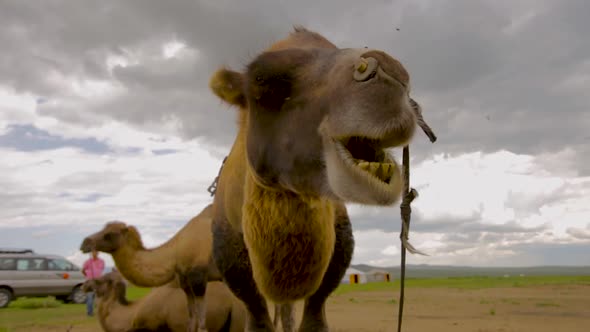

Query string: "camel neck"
[241, 171, 336, 301]
[111, 238, 177, 287]
[216, 124, 248, 230]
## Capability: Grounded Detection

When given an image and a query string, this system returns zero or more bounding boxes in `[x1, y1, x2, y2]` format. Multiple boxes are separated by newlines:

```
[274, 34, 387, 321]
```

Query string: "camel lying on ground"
[80, 205, 287, 332]
[208, 26, 420, 331]
[82, 271, 246, 332]
[80, 205, 221, 332]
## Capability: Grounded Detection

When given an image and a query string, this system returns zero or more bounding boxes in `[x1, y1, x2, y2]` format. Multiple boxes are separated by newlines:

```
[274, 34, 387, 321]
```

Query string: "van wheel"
[56, 295, 70, 303]
[70, 286, 87, 304]
[0, 288, 12, 308]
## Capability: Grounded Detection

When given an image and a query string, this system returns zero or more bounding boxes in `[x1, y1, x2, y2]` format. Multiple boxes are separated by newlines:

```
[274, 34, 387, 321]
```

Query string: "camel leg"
[273, 304, 280, 330]
[185, 295, 198, 332]
[180, 267, 209, 332]
[272, 303, 295, 332]
[212, 216, 275, 331]
[279, 302, 296, 332]
[195, 296, 208, 332]
[298, 210, 354, 332]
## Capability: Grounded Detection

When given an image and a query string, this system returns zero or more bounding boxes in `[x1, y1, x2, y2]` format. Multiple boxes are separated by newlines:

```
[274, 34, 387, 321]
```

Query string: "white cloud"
[0, 133, 221, 229]
[344, 148, 590, 266]
[0, 87, 38, 131]
[410, 150, 589, 228]
[381, 245, 400, 256]
[567, 224, 590, 240]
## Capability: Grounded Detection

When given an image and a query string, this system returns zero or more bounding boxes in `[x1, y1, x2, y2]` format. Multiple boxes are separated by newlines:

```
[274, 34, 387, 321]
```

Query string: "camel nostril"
[354, 57, 378, 82]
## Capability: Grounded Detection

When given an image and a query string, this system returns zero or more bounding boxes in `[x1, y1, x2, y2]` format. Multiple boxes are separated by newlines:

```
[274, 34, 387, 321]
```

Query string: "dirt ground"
[320, 284, 590, 332]
[7, 284, 590, 332]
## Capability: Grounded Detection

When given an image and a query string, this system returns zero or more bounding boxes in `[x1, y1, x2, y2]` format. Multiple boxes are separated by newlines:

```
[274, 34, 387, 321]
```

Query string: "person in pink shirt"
[82, 249, 105, 316]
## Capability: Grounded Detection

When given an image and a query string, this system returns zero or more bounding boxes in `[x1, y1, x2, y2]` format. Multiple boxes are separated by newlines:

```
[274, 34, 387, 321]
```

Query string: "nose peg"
[354, 57, 378, 82]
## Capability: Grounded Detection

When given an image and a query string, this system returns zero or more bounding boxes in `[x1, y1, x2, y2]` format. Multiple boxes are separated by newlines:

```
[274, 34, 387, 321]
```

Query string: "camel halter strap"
[397, 100, 437, 332]
[207, 156, 227, 196]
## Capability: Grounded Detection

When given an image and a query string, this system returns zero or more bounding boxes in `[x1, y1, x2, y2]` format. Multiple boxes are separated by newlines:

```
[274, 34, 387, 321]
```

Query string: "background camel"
[208, 26, 422, 331]
[83, 271, 246, 332]
[80, 204, 221, 332]
[80, 204, 288, 332]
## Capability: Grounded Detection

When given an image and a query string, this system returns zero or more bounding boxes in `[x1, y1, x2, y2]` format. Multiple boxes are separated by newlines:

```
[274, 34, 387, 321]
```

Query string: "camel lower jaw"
[324, 138, 403, 205]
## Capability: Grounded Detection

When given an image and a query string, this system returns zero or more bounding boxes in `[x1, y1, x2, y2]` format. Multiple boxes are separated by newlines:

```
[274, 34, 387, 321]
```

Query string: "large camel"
[82, 271, 246, 332]
[208, 26, 420, 331]
[80, 205, 222, 332]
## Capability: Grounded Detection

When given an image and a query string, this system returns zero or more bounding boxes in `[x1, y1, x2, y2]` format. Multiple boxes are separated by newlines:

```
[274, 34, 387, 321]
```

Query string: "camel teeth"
[369, 162, 380, 176]
[382, 163, 393, 179]
[358, 161, 370, 171]
[356, 161, 396, 182]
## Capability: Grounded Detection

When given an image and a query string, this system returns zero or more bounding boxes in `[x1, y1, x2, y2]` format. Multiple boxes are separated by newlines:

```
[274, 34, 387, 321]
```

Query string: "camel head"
[80, 221, 144, 254]
[209, 26, 419, 205]
[83, 272, 129, 304]
[82, 279, 97, 293]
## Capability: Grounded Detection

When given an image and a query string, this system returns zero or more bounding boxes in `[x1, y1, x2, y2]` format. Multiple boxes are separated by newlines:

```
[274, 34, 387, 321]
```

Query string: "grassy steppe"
[1, 275, 589, 332]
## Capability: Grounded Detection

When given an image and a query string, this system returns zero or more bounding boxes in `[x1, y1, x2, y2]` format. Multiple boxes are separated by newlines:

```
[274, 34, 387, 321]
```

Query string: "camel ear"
[245, 48, 314, 111]
[209, 68, 246, 108]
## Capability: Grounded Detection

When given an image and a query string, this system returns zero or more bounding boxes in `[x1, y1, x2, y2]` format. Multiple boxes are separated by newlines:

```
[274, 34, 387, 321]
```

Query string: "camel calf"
[83, 272, 245, 332]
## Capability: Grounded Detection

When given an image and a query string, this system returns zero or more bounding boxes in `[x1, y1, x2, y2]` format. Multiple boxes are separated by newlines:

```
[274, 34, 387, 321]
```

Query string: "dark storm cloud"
[1, 0, 588, 168]
[401, 0, 590, 164]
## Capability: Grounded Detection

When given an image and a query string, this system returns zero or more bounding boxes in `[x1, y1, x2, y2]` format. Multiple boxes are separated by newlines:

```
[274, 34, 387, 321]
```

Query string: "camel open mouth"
[333, 136, 398, 185]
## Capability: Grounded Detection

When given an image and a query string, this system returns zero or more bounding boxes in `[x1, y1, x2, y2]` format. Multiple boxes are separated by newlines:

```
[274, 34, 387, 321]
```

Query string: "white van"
[0, 248, 87, 308]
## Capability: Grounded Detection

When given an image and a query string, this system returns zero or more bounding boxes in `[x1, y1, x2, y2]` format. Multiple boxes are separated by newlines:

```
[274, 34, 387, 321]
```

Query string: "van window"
[16, 258, 48, 271]
[0, 258, 16, 270]
[48, 258, 75, 271]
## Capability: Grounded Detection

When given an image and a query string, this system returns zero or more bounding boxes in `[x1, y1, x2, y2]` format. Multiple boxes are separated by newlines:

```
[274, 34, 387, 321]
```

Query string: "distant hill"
[104, 264, 590, 280]
[350, 264, 590, 279]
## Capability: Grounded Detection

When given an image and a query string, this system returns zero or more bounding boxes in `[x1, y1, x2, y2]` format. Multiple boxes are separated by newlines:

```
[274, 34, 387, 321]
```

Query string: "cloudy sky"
[1, 0, 589, 269]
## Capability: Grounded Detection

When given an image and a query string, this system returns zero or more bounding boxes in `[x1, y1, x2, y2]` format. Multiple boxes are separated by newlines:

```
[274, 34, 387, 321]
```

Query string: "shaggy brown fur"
[80, 204, 221, 332]
[208, 26, 418, 331]
[83, 272, 246, 332]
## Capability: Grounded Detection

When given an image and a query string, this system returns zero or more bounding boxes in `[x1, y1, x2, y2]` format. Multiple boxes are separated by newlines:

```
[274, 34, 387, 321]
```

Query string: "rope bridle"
[207, 156, 227, 196]
[397, 99, 437, 332]
[205, 101, 436, 332]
